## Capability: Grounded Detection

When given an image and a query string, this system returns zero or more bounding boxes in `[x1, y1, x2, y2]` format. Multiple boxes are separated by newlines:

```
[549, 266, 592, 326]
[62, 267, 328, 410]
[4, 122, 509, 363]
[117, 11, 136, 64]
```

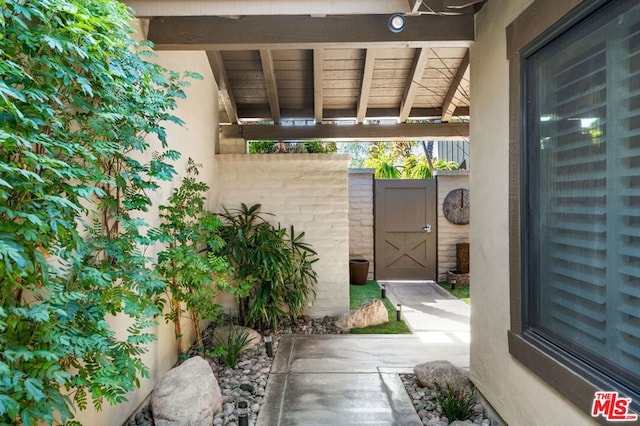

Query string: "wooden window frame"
[507, 0, 639, 418]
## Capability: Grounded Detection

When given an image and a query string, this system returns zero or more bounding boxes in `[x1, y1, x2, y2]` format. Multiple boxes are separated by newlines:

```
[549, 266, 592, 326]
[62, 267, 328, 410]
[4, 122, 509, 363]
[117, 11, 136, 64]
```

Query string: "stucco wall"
[348, 168, 375, 280]
[436, 172, 469, 282]
[73, 45, 219, 424]
[214, 154, 351, 317]
[470, 1, 595, 424]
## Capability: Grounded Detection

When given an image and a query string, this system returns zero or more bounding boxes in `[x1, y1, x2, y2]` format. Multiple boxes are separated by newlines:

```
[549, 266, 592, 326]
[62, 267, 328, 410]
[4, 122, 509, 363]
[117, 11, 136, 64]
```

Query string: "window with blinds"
[524, 0, 640, 398]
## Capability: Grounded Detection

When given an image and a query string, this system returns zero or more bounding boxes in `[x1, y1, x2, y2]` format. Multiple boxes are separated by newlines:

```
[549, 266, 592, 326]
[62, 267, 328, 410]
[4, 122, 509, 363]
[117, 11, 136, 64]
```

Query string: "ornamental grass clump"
[210, 327, 254, 368]
[435, 382, 477, 422]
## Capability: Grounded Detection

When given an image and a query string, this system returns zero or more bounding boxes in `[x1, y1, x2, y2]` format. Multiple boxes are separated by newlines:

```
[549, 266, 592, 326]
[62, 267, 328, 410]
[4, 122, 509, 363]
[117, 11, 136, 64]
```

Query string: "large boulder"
[151, 356, 222, 426]
[212, 325, 261, 352]
[335, 299, 388, 332]
[414, 360, 470, 391]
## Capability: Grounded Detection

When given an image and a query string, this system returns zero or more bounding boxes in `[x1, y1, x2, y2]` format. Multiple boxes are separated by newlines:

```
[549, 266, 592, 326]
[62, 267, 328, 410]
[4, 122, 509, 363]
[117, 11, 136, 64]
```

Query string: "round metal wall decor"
[443, 188, 470, 225]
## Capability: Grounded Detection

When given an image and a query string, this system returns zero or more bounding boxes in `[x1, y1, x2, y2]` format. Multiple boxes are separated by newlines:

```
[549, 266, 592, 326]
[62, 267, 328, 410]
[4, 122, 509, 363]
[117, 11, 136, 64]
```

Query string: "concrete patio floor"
[256, 281, 470, 426]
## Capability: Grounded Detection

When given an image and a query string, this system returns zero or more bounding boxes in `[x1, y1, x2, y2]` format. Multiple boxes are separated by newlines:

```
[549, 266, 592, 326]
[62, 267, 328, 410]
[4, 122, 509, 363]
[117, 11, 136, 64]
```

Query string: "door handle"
[423, 224, 432, 233]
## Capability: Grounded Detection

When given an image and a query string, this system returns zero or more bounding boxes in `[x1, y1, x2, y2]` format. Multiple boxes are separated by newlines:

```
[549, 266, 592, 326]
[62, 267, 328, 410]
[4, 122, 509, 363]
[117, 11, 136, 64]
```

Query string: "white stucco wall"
[470, 1, 596, 424]
[348, 168, 375, 280]
[214, 154, 351, 317]
[436, 172, 469, 282]
[73, 41, 219, 424]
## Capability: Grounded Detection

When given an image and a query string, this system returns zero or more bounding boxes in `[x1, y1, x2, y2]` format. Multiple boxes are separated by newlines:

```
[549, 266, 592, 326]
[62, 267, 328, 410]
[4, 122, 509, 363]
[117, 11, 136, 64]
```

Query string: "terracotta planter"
[349, 259, 369, 285]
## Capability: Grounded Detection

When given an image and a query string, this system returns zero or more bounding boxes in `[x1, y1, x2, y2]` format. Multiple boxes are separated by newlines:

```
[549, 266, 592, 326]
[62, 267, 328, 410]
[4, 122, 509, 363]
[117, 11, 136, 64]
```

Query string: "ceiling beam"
[125, 0, 412, 18]
[259, 50, 281, 124]
[408, 0, 424, 14]
[147, 15, 475, 50]
[321, 107, 469, 120]
[398, 48, 432, 123]
[441, 49, 469, 122]
[206, 51, 239, 124]
[225, 106, 470, 123]
[221, 122, 469, 141]
[444, 0, 486, 8]
[357, 49, 377, 124]
[313, 49, 324, 123]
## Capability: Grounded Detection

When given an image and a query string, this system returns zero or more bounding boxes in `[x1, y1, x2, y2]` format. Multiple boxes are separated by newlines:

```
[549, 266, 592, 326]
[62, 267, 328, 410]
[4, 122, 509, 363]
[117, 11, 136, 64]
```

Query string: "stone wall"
[436, 171, 470, 282]
[348, 169, 375, 280]
[214, 154, 351, 317]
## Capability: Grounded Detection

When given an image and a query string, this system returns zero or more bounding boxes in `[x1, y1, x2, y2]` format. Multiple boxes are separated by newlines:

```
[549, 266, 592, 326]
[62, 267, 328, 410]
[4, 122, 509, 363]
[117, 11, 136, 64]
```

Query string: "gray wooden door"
[375, 180, 437, 280]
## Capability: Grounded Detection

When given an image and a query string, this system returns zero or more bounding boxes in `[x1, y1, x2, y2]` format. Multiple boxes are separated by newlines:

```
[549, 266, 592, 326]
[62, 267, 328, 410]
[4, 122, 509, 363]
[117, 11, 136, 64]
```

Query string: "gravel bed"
[128, 316, 498, 426]
[400, 374, 499, 426]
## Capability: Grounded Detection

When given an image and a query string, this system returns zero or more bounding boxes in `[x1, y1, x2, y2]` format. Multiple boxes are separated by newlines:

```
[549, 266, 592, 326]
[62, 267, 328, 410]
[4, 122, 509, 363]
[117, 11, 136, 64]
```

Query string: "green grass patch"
[349, 280, 412, 334]
[437, 281, 470, 304]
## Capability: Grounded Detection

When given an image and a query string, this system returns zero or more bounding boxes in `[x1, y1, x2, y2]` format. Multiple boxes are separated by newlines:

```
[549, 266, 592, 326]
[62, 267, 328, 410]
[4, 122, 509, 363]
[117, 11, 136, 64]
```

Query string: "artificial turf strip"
[437, 281, 470, 304]
[348, 280, 412, 334]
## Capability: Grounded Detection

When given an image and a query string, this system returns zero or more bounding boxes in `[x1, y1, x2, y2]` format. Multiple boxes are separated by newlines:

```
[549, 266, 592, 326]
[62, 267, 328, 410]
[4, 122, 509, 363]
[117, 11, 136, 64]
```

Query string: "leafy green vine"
[0, 0, 198, 423]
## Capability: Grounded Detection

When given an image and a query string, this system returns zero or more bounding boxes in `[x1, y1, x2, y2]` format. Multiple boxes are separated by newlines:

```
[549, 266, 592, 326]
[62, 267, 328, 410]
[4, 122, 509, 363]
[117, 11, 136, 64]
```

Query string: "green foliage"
[403, 156, 434, 179]
[215, 204, 318, 330]
[436, 383, 476, 422]
[363, 142, 459, 179]
[336, 142, 370, 168]
[211, 326, 254, 368]
[155, 159, 228, 359]
[437, 282, 470, 304]
[248, 140, 337, 154]
[0, 0, 197, 423]
[348, 280, 411, 334]
[302, 141, 337, 153]
[248, 140, 277, 154]
[363, 144, 401, 178]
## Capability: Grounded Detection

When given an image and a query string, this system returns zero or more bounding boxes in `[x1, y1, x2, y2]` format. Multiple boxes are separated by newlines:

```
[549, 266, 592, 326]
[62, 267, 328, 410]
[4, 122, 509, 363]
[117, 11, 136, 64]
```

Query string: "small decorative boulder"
[414, 360, 471, 391]
[151, 356, 222, 426]
[334, 299, 388, 332]
[212, 325, 261, 351]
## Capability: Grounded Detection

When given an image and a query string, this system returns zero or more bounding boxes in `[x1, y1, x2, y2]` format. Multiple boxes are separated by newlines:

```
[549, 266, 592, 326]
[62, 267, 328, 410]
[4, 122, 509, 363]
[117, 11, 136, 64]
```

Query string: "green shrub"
[215, 204, 318, 330]
[248, 140, 277, 154]
[436, 383, 477, 422]
[210, 327, 254, 368]
[0, 0, 197, 423]
[155, 159, 228, 360]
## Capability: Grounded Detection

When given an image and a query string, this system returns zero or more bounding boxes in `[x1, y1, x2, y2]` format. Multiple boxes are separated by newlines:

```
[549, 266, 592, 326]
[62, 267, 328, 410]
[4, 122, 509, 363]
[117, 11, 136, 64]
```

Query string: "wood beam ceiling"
[206, 51, 239, 124]
[259, 50, 281, 124]
[444, 0, 486, 8]
[357, 49, 377, 124]
[221, 122, 469, 142]
[441, 49, 469, 122]
[125, 0, 412, 18]
[313, 49, 324, 122]
[399, 48, 431, 123]
[236, 106, 469, 122]
[146, 14, 475, 50]
[408, 0, 424, 14]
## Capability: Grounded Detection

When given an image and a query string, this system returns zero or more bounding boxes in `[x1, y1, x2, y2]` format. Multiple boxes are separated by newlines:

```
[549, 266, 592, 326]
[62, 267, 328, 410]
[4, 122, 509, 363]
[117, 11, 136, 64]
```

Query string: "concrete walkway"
[257, 281, 470, 426]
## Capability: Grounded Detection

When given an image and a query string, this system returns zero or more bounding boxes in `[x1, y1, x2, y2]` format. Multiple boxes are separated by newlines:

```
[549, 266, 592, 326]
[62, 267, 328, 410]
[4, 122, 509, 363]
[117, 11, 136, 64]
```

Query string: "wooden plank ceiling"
[130, 0, 486, 140]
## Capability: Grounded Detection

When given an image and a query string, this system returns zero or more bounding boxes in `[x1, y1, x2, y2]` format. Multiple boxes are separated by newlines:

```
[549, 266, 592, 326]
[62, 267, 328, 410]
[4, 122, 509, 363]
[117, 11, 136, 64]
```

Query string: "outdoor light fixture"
[396, 304, 403, 321]
[388, 13, 406, 33]
[237, 400, 249, 426]
[264, 335, 273, 358]
[381, 284, 386, 299]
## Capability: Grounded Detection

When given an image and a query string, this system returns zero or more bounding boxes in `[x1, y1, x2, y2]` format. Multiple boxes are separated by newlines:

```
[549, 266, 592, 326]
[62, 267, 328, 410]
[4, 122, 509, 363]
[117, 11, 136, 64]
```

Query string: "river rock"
[334, 299, 388, 331]
[414, 360, 471, 391]
[151, 356, 222, 426]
